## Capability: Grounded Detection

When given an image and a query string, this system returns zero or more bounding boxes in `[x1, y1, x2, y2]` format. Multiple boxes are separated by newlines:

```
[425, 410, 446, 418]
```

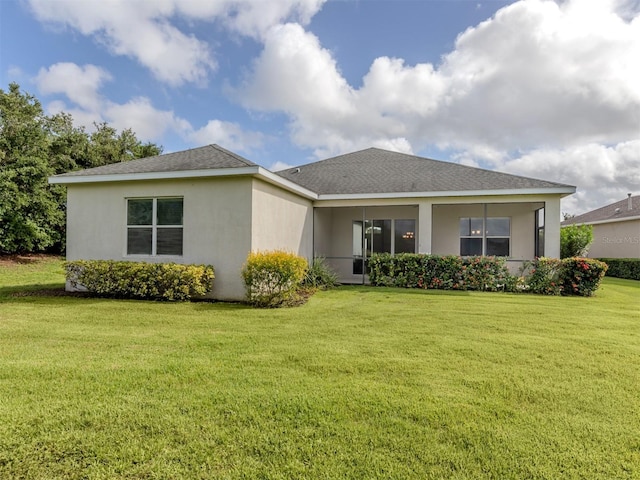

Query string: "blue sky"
[1, 0, 639, 214]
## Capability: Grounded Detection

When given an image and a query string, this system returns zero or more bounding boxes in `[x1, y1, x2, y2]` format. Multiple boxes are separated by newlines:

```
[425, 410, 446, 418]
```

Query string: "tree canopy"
[0, 83, 162, 254]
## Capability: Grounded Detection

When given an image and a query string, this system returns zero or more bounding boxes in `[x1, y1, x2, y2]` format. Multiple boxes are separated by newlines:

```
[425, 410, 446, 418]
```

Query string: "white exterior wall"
[586, 220, 640, 258]
[66, 177, 253, 300]
[250, 179, 314, 259]
[431, 202, 541, 260]
[543, 196, 562, 259]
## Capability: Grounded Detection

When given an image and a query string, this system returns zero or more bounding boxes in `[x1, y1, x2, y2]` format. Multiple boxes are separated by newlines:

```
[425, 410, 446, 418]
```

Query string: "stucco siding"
[431, 203, 540, 261]
[587, 220, 640, 258]
[66, 177, 253, 300]
[250, 179, 314, 259]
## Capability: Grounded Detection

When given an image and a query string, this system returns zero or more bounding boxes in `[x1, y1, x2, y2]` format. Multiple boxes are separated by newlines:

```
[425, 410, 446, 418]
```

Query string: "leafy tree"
[88, 122, 161, 168]
[0, 83, 162, 254]
[0, 83, 63, 253]
[560, 224, 594, 259]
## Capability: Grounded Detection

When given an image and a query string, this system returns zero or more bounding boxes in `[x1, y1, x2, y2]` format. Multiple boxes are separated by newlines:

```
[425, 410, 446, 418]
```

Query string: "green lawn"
[1, 257, 639, 479]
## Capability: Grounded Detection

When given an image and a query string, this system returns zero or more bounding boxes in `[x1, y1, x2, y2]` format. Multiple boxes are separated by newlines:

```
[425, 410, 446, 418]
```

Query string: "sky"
[1, 0, 639, 215]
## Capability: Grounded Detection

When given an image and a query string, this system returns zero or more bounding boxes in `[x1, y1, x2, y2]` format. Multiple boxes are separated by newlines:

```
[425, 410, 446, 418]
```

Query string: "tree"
[0, 83, 63, 253]
[0, 83, 162, 254]
[560, 224, 594, 259]
[87, 122, 161, 169]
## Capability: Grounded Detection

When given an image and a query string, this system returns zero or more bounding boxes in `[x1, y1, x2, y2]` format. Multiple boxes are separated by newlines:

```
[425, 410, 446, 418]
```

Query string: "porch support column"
[544, 198, 561, 258]
[417, 200, 433, 254]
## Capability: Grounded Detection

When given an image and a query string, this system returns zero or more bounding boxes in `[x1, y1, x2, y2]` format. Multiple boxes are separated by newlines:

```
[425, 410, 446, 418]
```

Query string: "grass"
[0, 257, 639, 479]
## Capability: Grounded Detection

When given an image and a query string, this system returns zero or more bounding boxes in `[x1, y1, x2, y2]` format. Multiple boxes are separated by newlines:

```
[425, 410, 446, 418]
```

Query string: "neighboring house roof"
[54, 144, 257, 177]
[562, 195, 640, 226]
[50, 144, 575, 199]
[277, 148, 573, 197]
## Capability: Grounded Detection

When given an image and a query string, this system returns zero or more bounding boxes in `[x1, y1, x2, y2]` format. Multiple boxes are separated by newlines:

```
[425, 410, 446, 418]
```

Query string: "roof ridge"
[207, 144, 257, 167]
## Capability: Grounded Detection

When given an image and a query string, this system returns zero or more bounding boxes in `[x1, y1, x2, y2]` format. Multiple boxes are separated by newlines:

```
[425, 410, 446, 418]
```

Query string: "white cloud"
[26, 0, 326, 85]
[502, 141, 640, 215]
[103, 97, 190, 142]
[35, 63, 111, 111]
[36, 62, 261, 153]
[239, 23, 415, 157]
[238, 0, 640, 210]
[430, 0, 640, 154]
[45, 99, 104, 129]
[188, 119, 264, 153]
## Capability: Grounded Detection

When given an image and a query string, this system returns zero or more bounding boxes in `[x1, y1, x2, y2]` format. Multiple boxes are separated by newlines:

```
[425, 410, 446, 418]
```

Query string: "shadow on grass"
[0, 283, 67, 297]
[0, 282, 254, 310]
[338, 284, 474, 296]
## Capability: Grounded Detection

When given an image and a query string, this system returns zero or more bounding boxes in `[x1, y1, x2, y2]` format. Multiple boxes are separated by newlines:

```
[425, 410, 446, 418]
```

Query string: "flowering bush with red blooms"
[560, 257, 608, 297]
[520, 258, 564, 295]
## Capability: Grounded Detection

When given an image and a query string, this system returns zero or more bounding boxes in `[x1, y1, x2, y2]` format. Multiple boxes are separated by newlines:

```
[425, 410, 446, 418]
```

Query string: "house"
[561, 194, 640, 259]
[49, 145, 576, 300]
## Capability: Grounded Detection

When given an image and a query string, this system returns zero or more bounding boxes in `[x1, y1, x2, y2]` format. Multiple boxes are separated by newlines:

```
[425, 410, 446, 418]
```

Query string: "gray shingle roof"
[54, 144, 257, 177]
[276, 147, 573, 195]
[562, 195, 640, 225]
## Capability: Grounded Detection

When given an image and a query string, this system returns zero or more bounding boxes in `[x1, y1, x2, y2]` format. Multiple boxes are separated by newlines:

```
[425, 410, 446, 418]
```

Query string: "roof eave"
[562, 215, 640, 227]
[48, 166, 262, 185]
[317, 186, 576, 201]
[48, 166, 319, 200]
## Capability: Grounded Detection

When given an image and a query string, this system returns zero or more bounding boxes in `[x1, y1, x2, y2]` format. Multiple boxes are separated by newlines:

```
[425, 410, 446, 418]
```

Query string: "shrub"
[65, 260, 215, 301]
[369, 253, 608, 297]
[560, 257, 608, 297]
[597, 258, 640, 281]
[241, 250, 308, 307]
[461, 256, 512, 292]
[520, 258, 564, 295]
[369, 253, 512, 291]
[560, 224, 593, 258]
[303, 257, 339, 290]
[520, 257, 608, 296]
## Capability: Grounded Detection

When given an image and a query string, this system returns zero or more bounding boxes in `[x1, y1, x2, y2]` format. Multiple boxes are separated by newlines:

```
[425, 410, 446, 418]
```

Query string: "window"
[459, 217, 483, 256]
[395, 219, 416, 254]
[127, 198, 183, 256]
[459, 217, 510, 256]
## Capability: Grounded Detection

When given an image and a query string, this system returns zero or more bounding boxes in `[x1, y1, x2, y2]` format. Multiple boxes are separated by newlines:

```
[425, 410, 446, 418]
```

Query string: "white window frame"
[126, 197, 183, 256]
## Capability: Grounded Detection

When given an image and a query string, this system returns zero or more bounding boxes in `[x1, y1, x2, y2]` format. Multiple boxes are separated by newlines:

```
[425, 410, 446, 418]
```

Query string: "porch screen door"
[352, 220, 392, 275]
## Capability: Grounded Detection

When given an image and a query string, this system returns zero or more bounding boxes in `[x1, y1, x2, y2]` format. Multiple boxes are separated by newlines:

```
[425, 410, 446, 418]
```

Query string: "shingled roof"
[276, 148, 573, 195]
[50, 145, 575, 198]
[562, 195, 640, 225]
[54, 144, 257, 177]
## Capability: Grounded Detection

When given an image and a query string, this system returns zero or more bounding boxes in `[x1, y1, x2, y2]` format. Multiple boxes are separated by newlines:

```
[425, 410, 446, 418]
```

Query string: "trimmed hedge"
[369, 254, 608, 297]
[597, 258, 640, 281]
[66, 260, 215, 301]
[241, 250, 308, 307]
[368, 254, 512, 292]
